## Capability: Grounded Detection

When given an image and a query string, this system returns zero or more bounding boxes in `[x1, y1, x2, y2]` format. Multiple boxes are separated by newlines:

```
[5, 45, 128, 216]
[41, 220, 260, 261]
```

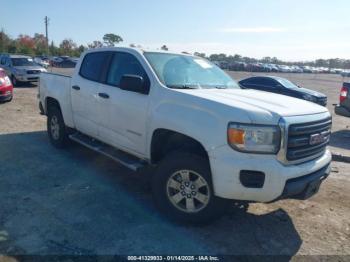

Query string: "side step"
[69, 133, 146, 171]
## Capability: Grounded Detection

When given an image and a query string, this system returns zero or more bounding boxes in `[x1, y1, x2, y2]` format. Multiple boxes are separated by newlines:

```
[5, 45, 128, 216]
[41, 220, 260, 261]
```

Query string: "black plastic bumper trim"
[275, 163, 331, 201]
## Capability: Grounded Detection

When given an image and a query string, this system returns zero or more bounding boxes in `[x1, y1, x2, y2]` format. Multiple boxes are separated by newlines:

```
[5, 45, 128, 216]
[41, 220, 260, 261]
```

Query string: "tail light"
[0, 72, 12, 87]
[340, 86, 348, 103]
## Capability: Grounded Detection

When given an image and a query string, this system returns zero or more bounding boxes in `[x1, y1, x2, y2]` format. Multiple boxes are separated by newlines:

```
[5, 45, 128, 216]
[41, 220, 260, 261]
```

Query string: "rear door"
[71, 51, 110, 138]
[97, 51, 151, 157]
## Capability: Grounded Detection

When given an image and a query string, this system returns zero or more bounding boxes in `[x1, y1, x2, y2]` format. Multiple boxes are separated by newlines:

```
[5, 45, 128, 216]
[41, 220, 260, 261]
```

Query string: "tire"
[47, 106, 70, 148]
[152, 152, 228, 224]
[6, 95, 13, 102]
[11, 75, 20, 87]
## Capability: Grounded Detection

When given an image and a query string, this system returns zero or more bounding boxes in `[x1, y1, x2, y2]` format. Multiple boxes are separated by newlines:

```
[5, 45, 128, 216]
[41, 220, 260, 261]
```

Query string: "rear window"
[79, 52, 110, 82]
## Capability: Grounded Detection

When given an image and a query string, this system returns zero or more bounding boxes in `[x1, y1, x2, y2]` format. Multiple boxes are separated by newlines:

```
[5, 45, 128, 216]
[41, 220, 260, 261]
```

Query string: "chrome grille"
[286, 117, 331, 161]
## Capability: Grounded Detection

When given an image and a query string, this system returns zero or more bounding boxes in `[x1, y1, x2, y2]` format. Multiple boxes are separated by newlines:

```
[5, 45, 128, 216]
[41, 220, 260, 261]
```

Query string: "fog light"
[240, 170, 265, 188]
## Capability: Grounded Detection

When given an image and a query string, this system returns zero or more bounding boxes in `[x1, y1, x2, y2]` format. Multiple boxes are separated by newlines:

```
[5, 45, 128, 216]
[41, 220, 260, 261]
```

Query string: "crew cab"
[38, 47, 332, 223]
[335, 83, 350, 118]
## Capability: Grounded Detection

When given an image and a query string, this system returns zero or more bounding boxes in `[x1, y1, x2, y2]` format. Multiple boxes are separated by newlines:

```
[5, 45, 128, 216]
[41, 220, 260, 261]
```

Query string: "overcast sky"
[2, 0, 350, 61]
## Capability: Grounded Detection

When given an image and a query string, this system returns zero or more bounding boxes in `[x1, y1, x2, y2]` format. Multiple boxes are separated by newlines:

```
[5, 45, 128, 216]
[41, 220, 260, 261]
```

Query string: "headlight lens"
[228, 123, 281, 154]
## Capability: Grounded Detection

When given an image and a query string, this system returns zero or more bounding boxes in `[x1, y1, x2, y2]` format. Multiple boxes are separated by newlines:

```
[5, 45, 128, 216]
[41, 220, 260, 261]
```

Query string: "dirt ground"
[0, 71, 349, 257]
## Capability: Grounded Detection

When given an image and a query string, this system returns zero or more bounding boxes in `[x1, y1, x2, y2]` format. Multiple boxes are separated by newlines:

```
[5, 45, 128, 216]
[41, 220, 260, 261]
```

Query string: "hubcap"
[50, 116, 60, 140]
[166, 170, 210, 213]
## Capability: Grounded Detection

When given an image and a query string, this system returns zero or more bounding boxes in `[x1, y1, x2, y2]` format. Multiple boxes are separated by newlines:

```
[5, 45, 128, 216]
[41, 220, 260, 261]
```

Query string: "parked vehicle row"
[39, 47, 332, 224]
[213, 60, 347, 74]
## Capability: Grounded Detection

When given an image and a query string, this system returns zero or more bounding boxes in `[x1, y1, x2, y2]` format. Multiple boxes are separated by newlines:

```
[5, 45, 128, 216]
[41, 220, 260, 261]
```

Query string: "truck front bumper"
[335, 105, 350, 117]
[208, 145, 332, 202]
[273, 163, 330, 201]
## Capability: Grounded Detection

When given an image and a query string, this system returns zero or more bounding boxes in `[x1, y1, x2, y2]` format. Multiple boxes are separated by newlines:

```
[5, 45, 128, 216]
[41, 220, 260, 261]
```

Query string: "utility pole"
[44, 16, 49, 56]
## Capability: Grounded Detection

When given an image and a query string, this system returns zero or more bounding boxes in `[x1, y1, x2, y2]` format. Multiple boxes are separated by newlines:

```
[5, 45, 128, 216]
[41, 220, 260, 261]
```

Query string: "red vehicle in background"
[0, 69, 13, 102]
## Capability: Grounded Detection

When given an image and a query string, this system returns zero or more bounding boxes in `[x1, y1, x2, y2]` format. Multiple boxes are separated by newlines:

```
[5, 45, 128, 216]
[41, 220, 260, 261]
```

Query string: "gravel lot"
[0, 70, 349, 257]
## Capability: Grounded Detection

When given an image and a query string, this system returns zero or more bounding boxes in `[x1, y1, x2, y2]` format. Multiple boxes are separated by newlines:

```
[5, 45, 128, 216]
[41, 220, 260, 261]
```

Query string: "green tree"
[16, 34, 35, 55]
[0, 29, 10, 53]
[59, 39, 77, 56]
[33, 33, 47, 55]
[161, 45, 168, 51]
[103, 33, 123, 46]
[88, 40, 103, 49]
[194, 52, 206, 58]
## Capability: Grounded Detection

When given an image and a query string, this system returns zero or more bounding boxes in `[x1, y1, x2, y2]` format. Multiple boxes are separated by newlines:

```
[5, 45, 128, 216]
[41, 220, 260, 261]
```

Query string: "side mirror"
[120, 74, 149, 95]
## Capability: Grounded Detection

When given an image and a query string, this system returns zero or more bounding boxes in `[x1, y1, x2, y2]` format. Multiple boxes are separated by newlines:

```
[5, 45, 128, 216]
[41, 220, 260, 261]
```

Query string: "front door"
[97, 52, 151, 157]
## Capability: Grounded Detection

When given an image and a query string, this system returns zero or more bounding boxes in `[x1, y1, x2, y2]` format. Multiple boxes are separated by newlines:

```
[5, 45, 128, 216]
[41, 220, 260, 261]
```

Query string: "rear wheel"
[152, 152, 228, 224]
[47, 106, 70, 148]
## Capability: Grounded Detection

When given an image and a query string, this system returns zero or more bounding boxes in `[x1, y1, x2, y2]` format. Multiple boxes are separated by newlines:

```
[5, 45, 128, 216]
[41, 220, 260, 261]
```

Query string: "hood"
[177, 88, 328, 123]
[294, 87, 326, 98]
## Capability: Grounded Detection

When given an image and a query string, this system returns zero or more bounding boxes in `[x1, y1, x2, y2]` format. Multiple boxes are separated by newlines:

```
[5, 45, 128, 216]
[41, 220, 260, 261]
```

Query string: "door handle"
[98, 93, 109, 99]
[72, 85, 80, 90]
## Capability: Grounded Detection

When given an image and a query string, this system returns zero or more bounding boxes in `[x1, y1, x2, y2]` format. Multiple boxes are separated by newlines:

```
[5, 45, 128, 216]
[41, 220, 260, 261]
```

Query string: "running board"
[69, 133, 146, 171]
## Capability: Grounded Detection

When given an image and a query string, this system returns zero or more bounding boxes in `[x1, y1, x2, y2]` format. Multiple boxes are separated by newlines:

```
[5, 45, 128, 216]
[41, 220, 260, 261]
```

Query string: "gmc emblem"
[309, 132, 328, 145]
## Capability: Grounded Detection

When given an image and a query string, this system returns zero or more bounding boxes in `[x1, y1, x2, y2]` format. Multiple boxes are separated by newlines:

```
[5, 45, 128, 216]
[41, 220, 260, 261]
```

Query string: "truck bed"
[39, 72, 75, 127]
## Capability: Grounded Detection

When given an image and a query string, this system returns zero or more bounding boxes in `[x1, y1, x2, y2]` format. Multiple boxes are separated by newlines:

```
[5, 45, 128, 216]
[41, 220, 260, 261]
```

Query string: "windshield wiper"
[167, 85, 200, 89]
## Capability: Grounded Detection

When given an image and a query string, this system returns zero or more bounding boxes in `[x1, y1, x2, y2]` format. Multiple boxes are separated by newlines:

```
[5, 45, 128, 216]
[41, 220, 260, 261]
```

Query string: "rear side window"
[79, 52, 110, 82]
[243, 78, 260, 85]
[259, 78, 278, 87]
[106, 52, 149, 87]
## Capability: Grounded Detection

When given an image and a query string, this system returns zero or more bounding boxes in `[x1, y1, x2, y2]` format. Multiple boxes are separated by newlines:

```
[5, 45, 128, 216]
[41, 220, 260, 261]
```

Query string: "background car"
[0, 68, 13, 102]
[335, 82, 350, 117]
[239, 76, 327, 106]
[33, 56, 50, 68]
[0, 54, 47, 86]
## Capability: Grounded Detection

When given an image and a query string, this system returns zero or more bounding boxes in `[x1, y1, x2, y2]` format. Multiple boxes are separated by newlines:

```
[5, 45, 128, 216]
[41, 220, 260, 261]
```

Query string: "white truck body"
[39, 47, 332, 221]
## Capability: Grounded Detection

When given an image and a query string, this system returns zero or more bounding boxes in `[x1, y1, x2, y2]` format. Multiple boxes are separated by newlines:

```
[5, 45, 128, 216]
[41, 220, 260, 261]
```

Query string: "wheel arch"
[150, 128, 209, 164]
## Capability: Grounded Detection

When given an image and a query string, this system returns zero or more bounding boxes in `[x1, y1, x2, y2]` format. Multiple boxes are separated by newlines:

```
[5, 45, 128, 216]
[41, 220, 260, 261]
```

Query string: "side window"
[245, 78, 260, 85]
[260, 78, 278, 88]
[1, 57, 6, 65]
[106, 52, 149, 87]
[79, 52, 110, 82]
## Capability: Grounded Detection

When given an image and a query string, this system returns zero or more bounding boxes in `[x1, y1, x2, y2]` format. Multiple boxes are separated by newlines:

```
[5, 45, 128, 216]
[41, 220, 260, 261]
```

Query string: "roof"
[9, 54, 31, 59]
[84, 46, 195, 57]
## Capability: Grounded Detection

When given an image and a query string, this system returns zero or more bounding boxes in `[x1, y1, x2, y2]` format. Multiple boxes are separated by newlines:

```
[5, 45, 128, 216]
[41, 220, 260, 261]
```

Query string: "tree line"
[1, 29, 349, 69]
[0, 30, 123, 57]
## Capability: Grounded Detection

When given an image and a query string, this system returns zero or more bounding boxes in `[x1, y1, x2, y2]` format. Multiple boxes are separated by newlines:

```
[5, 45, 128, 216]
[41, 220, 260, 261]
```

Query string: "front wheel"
[11, 75, 20, 87]
[152, 152, 228, 224]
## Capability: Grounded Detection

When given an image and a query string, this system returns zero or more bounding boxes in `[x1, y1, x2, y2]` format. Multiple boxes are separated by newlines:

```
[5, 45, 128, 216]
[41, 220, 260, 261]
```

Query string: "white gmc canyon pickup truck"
[39, 47, 332, 223]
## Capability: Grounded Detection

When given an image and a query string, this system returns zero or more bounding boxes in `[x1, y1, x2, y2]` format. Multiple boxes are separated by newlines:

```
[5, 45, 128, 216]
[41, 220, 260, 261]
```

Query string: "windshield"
[11, 58, 36, 67]
[144, 52, 240, 89]
[277, 78, 299, 89]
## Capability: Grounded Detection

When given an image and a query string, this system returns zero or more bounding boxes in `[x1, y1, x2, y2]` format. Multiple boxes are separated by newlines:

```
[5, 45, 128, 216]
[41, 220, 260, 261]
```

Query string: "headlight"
[14, 69, 26, 75]
[227, 123, 281, 154]
[302, 94, 316, 102]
